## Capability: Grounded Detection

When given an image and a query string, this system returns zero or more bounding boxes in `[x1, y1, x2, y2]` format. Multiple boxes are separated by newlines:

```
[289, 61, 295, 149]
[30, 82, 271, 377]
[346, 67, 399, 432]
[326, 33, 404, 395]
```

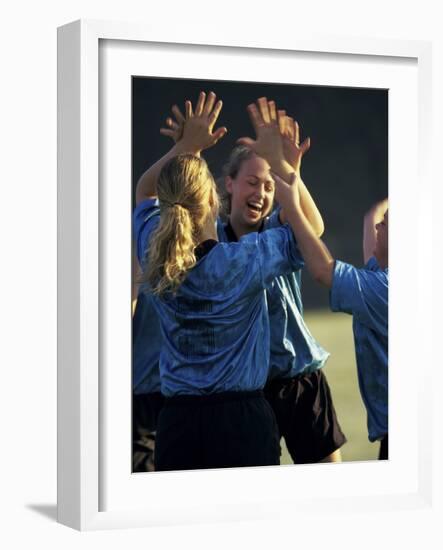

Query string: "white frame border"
[57, 19, 433, 531]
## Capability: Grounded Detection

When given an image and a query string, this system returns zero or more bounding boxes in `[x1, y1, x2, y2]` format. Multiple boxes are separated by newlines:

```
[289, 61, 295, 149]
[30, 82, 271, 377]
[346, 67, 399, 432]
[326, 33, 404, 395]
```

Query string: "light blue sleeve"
[239, 225, 304, 289]
[263, 207, 304, 270]
[133, 199, 160, 266]
[330, 260, 388, 337]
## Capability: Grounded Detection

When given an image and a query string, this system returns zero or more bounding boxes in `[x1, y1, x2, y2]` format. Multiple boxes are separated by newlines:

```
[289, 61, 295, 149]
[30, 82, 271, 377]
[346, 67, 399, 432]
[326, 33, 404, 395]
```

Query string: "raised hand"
[159, 104, 186, 143]
[160, 91, 227, 154]
[276, 109, 311, 175]
[237, 97, 287, 169]
[271, 170, 300, 210]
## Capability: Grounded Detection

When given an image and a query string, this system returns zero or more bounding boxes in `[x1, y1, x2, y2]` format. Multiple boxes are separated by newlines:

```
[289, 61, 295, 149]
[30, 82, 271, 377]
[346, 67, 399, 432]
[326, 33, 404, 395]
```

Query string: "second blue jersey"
[217, 210, 329, 380]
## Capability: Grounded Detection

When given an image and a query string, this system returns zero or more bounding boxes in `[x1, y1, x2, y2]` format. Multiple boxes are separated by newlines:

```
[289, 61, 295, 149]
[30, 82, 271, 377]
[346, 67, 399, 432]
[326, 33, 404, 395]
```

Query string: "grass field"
[280, 308, 379, 464]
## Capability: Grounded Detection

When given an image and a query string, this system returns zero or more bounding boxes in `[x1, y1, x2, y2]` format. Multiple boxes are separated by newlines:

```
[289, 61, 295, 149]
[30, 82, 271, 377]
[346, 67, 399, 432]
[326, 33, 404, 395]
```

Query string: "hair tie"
[162, 200, 185, 209]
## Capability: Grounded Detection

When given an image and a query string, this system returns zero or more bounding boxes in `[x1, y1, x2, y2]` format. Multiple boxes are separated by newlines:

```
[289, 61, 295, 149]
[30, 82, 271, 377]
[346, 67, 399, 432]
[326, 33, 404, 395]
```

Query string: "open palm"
[159, 91, 227, 153]
[280, 113, 311, 174]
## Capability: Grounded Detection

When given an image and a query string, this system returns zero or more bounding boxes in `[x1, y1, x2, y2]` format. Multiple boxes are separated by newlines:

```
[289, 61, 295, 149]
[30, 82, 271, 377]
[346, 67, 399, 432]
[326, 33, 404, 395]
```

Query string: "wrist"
[173, 142, 201, 157]
[269, 159, 295, 179]
[288, 159, 301, 176]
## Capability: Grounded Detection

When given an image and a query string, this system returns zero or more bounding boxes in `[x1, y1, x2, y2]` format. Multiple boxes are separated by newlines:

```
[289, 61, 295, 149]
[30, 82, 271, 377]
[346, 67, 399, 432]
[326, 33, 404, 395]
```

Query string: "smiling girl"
[216, 100, 346, 464]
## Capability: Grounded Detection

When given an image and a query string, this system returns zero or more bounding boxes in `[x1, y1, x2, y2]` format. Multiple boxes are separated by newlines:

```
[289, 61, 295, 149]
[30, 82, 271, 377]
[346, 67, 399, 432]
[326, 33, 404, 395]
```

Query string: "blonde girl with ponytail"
[133, 92, 305, 471]
[146, 153, 219, 296]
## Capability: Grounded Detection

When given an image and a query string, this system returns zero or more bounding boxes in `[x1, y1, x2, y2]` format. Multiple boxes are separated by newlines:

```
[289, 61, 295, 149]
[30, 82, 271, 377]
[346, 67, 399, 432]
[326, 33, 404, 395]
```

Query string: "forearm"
[363, 198, 388, 263]
[135, 143, 200, 205]
[285, 199, 334, 288]
[279, 177, 324, 236]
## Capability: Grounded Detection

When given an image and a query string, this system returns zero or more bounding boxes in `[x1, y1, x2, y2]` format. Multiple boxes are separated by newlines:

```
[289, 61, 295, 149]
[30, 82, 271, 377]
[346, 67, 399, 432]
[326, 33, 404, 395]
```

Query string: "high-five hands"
[237, 97, 301, 207]
[159, 91, 227, 154]
[279, 113, 310, 175]
[237, 97, 287, 169]
[237, 97, 310, 175]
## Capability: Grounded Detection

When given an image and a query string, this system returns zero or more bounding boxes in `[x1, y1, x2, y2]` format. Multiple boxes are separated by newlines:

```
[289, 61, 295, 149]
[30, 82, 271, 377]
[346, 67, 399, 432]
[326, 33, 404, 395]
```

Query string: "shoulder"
[133, 198, 161, 264]
[333, 260, 388, 290]
[196, 230, 289, 275]
[331, 259, 388, 320]
[365, 256, 385, 272]
[134, 198, 160, 223]
[237, 225, 295, 254]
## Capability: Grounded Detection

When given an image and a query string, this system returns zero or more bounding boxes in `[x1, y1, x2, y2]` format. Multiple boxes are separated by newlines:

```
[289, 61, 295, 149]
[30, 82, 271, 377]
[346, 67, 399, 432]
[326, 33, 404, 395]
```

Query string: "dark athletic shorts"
[264, 370, 346, 464]
[154, 390, 280, 471]
[132, 392, 165, 472]
[378, 434, 388, 460]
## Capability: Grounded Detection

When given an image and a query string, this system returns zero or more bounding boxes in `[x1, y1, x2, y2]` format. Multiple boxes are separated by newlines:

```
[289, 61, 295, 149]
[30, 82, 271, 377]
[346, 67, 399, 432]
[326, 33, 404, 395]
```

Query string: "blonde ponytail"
[145, 154, 218, 295]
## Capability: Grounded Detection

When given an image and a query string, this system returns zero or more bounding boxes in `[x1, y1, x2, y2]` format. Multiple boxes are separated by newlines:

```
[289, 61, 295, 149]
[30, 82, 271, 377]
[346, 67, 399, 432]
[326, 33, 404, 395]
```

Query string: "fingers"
[159, 128, 176, 138]
[211, 126, 228, 144]
[268, 100, 277, 122]
[278, 110, 286, 135]
[185, 100, 193, 119]
[203, 91, 217, 116]
[294, 120, 300, 146]
[165, 117, 181, 133]
[171, 104, 185, 124]
[287, 117, 295, 142]
[299, 137, 311, 154]
[247, 103, 265, 134]
[257, 97, 271, 124]
[195, 91, 206, 116]
[208, 99, 223, 130]
[271, 170, 298, 186]
[187, 91, 223, 128]
[285, 116, 310, 154]
[270, 171, 285, 185]
[247, 98, 281, 134]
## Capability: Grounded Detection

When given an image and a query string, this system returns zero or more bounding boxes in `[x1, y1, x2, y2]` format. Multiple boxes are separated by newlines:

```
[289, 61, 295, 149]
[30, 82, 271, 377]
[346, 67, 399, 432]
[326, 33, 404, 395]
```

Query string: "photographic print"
[131, 76, 388, 473]
[58, 21, 430, 530]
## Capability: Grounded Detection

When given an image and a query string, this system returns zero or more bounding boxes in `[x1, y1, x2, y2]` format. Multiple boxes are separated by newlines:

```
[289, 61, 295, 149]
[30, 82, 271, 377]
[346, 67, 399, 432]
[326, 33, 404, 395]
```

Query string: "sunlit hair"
[145, 154, 219, 295]
[218, 146, 257, 215]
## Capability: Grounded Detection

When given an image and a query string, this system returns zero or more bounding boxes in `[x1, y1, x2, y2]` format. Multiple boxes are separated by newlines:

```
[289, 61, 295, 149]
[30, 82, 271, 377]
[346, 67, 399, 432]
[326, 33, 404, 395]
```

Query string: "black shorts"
[379, 434, 388, 460]
[132, 392, 165, 472]
[264, 370, 346, 464]
[155, 390, 280, 471]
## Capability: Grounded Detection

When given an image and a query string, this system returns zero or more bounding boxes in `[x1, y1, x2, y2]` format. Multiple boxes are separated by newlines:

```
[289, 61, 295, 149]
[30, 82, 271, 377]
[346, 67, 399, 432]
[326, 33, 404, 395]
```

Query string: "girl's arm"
[363, 198, 388, 264]
[135, 91, 227, 205]
[282, 176, 324, 236]
[276, 110, 323, 235]
[135, 142, 194, 204]
[273, 172, 335, 287]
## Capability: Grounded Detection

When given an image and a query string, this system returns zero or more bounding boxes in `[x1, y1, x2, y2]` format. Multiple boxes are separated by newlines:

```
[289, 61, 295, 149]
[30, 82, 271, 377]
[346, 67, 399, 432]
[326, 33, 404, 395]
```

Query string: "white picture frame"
[57, 19, 434, 531]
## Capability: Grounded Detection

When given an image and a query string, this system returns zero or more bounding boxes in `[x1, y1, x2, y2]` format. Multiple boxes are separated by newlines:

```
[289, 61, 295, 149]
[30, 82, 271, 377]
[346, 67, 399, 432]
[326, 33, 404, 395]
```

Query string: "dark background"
[132, 76, 388, 309]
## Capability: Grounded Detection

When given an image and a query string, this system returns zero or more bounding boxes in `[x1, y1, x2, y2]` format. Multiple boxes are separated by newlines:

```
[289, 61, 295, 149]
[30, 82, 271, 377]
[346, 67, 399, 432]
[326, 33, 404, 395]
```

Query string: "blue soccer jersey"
[217, 209, 329, 381]
[133, 199, 304, 396]
[132, 291, 162, 394]
[133, 199, 163, 394]
[330, 258, 388, 441]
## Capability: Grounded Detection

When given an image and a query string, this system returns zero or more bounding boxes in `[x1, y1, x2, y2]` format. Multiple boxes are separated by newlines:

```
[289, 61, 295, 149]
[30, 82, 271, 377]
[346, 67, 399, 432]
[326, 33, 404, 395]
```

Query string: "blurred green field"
[280, 308, 379, 464]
